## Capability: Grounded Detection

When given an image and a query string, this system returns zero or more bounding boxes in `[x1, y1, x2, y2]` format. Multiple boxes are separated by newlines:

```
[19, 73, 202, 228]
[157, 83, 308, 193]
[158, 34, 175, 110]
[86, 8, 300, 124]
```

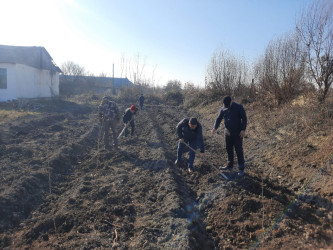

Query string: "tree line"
[206, 0, 332, 104]
[60, 0, 332, 105]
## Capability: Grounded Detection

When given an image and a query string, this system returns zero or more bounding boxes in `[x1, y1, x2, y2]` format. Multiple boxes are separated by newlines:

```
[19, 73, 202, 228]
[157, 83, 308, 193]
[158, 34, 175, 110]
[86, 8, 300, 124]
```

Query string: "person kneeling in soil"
[98, 96, 120, 150]
[175, 117, 205, 173]
[122, 105, 138, 137]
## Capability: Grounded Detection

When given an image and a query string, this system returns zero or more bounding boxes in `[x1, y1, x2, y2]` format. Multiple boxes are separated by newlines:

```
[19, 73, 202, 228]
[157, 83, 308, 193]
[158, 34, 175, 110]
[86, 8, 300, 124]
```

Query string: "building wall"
[0, 63, 59, 101]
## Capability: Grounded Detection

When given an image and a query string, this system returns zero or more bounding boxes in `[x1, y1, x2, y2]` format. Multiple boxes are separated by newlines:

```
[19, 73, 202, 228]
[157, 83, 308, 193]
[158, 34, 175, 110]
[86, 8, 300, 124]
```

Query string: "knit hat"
[130, 105, 138, 111]
[223, 96, 232, 108]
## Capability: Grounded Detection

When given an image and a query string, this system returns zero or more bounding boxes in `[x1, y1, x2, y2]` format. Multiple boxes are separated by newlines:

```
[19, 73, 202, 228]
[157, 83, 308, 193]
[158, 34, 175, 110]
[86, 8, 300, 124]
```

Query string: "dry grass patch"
[0, 110, 40, 124]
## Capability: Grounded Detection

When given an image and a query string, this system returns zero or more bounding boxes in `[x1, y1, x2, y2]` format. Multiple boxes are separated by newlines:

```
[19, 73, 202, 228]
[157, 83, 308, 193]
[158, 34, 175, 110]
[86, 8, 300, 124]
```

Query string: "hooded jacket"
[177, 118, 205, 152]
[214, 102, 247, 134]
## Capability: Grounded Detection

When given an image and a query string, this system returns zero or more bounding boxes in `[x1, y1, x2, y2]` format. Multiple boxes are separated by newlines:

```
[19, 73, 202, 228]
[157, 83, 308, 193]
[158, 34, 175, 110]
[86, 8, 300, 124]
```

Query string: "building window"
[0, 68, 7, 89]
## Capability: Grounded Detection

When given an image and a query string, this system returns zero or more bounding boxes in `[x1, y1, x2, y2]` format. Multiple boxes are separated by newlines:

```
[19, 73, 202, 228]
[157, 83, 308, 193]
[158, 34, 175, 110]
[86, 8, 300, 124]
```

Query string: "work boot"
[219, 166, 234, 174]
[188, 165, 194, 174]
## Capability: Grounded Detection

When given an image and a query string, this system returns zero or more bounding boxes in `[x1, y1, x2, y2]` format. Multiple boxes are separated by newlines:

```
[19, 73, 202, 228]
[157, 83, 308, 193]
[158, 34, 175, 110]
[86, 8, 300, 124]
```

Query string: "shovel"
[117, 118, 133, 139]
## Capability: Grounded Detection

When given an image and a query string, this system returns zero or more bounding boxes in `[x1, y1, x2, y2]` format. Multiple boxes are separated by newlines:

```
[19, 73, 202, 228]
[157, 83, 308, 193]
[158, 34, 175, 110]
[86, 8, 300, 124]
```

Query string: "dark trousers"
[225, 133, 245, 170]
[177, 139, 198, 169]
[124, 120, 135, 136]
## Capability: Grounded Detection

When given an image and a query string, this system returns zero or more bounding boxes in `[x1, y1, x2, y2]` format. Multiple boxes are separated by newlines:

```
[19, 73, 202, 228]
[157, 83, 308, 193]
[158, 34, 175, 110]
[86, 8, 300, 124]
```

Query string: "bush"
[183, 88, 212, 108]
[164, 91, 183, 106]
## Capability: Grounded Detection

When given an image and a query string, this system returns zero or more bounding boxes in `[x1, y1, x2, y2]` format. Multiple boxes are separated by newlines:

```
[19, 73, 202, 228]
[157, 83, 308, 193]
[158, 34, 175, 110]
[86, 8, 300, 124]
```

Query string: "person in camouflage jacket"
[98, 96, 120, 149]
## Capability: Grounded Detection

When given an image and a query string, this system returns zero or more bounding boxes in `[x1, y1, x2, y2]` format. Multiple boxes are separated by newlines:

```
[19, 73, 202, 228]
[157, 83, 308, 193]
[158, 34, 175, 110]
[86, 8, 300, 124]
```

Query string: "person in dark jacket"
[122, 105, 138, 137]
[212, 96, 247, 177]
[139, 94, 145, 110]
[175, 117, 205, 173]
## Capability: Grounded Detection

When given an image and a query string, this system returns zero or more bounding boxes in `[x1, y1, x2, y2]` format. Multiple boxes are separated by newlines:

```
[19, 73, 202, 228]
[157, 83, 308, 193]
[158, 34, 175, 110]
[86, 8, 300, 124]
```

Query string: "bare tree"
[119, 53, 126, 79]
[296, 0, 333, 101]
[255, 32, 306, 104]
[164, 80, 182, 92]
[150, 64, 158, 87]
[133, 53, 146, 84]
[118, 53, 158, 88]
[98, 72, 108, 77]
[60, 61, 86, 76]
[206, 48, 249, 97]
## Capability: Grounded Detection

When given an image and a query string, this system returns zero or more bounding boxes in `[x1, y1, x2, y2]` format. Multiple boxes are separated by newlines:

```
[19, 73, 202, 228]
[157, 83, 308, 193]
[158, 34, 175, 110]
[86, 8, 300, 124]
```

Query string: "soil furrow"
[0, 112, 96, 235]
[0, 98, 332, 249]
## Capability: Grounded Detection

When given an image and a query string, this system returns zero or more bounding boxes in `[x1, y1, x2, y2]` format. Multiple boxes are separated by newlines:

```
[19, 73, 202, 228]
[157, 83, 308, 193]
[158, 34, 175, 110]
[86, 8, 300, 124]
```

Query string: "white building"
[0, 45, 62, 101]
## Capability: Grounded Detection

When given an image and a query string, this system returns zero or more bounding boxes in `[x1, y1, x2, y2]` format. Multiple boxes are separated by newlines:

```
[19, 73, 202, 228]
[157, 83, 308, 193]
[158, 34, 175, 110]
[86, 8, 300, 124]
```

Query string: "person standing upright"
[98, 96, 120, 150]
[139, 94, 145, 110]
[212, 96, 247, 177]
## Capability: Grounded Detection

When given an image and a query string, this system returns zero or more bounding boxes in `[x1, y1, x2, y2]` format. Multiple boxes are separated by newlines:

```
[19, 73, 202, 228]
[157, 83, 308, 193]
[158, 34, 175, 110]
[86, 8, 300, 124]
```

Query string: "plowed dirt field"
[0, 96, 332, 249]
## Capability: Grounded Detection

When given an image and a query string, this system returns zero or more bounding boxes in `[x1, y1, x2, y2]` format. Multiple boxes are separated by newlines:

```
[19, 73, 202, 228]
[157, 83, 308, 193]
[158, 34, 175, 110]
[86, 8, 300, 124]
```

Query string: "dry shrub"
[183, 88, 205, 107]
[116, 86, 140, 104]
[292, 91, 332, 132]
[144, 94, 163, 105]
[253, 90, 333, 138]
[164, 91, 183, 106]
[183, 86, 226, 108]
[235, 83, 258, 105]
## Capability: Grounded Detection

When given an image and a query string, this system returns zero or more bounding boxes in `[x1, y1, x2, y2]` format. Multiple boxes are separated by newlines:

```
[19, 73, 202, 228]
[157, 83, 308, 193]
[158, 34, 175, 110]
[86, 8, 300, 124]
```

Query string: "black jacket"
[214, 102, 247, 134]
[123, 108, 134, 123]
[177, 118, 204, 152]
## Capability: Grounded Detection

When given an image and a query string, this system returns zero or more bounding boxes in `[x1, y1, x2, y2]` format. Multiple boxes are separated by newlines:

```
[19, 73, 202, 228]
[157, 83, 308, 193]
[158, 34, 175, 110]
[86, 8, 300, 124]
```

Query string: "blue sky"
[1, 0, 314, 87]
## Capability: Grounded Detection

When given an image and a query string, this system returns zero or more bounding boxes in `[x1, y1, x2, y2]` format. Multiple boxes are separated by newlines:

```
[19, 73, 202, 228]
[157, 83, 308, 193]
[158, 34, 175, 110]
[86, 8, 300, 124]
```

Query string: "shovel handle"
[182, 141, 199, 154]
[117, 118, 133, 139]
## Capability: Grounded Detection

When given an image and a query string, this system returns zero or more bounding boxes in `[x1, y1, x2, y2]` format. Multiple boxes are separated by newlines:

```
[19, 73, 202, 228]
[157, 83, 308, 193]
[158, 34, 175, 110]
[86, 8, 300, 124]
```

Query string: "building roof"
[92, 76, 134, 88]
[60, 75, 134, 88]
[0, 45, 62, 73]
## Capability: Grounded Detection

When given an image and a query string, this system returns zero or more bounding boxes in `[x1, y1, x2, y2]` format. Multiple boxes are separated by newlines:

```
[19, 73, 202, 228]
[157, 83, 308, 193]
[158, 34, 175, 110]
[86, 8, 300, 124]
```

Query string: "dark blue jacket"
[177, 118, 205, 152]
[214, 102, 247, 134]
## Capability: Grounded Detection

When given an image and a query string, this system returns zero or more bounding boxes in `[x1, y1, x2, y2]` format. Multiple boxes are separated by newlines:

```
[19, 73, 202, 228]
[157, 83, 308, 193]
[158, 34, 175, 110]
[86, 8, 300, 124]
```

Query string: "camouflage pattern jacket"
[98, 101, 120, 122]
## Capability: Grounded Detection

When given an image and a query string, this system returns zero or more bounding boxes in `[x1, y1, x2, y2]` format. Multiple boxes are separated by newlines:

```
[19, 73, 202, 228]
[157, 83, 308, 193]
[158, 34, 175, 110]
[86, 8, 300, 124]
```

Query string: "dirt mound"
[0, 98, 332, 249]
